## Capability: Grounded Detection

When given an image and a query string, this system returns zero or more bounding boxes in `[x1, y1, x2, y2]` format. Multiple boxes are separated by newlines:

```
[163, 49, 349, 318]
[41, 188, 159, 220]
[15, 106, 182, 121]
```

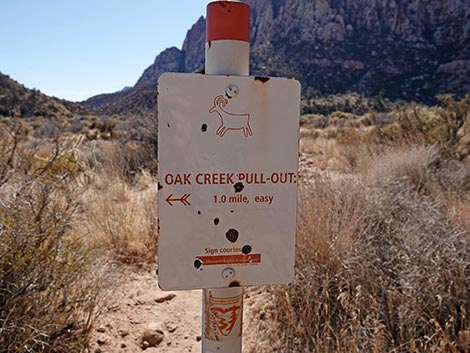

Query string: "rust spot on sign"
[254, 76, 270, 83]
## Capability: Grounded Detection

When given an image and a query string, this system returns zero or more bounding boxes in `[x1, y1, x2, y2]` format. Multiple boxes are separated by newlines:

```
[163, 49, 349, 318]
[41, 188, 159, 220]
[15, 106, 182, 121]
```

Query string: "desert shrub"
[370, 112, 394, 126]
[267, 177, 371, 352]
[0, 133, 101, 352]
[125, 112, 158, 174]
[258, 148, 469, 353]
[81, 168, 157, 264]
[359, 113, 376, 127]
[366, 96, 469, 157]
[91, 139, 156, 181]
[89, 112, 158, 178]
[364, 144, 440, 195]
[311, 115, 329, 129]
[330, 143, 379, 173]
[299, 115, 310, 126]
[435, 159, 470, 201]
[302, 93, 385, 116]
[329, 111, 360, 128]
[96, 116, 117, 138]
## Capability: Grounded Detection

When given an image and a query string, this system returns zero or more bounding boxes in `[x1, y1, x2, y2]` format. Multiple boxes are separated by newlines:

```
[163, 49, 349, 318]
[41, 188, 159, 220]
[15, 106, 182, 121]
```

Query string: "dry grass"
[364, 144, 440, 194]
[0, 129, 103, 352]
[251, 145, 470, 353]
[0, 126, 157, 352]
[79, 166, 158, 264]
[1, 94, 468, 352]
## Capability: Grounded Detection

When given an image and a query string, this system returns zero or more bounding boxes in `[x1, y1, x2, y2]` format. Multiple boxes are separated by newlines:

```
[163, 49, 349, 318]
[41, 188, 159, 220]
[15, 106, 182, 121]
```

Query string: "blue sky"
[0, 0, 208, 101]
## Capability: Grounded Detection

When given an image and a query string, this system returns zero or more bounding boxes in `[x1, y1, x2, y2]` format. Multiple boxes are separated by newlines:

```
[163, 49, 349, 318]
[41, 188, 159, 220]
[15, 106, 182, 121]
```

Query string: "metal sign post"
[157, 2, 300, 353]
[202, 2, 249, 352]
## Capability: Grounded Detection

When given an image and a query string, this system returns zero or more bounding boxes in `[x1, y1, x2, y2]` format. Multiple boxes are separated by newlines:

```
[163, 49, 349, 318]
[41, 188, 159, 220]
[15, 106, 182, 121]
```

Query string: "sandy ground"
[89, 265, 269, 353]
[90, 265, 202, 353]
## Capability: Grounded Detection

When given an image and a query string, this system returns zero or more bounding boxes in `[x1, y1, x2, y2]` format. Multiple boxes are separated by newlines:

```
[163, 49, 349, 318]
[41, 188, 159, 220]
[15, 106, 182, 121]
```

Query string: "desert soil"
[90, 265, 202, 353]
[89, 265, 268, 353]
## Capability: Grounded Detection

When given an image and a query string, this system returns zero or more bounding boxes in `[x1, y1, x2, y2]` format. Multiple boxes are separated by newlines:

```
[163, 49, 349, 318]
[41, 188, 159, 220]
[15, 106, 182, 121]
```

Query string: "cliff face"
[84, 0, 470, 113]
[248, 0, 470, 99]
[250, 0, 470, 46]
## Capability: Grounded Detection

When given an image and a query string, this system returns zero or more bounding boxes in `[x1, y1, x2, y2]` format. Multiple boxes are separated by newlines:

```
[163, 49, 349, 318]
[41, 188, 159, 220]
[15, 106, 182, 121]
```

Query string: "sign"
[157, 73, 300, 290]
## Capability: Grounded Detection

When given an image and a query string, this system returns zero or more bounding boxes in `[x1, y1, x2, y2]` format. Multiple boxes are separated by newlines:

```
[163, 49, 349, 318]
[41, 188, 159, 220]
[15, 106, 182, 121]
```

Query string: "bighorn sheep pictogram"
[209, 95, 253, 138]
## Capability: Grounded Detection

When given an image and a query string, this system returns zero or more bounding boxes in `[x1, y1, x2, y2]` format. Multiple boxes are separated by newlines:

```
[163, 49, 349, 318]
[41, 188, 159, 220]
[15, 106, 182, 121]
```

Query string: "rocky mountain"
[84, 0, 470, 113]
[0, 72, 85, 118]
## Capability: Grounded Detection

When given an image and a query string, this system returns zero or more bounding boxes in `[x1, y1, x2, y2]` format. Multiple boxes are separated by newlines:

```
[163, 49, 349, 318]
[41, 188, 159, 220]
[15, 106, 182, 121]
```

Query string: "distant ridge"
[84, 0, 470, 114]
[0, 71, 86, 118]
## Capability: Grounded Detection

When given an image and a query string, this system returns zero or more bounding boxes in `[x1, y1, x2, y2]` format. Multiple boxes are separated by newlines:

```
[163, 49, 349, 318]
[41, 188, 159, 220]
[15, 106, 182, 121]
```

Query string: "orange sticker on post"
[197, 254, 261, 266]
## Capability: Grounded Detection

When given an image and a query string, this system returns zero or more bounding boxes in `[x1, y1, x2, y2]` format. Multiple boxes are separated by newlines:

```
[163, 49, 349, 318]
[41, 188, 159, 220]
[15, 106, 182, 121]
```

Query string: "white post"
[202, 2, 250, 353]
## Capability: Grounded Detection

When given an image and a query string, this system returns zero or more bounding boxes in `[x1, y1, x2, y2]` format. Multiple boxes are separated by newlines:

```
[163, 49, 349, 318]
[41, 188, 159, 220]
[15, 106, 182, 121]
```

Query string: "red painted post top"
[207, 1, 250, 42]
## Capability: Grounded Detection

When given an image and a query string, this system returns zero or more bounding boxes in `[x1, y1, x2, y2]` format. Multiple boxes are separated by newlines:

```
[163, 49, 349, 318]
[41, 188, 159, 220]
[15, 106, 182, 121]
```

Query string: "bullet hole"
[201, 123, 208, 132]
[225, 229, 239, 243]
[229, 281, 240, 287]
[233, 182, 244, 193]
[158, 183, 163, 190]
[198, 211, 201, 215]
[230, 210, 234, 213]
[254, 76, 270, 83]
[242, 245, 252, 255]
[167, 123, 170, 128]
[208, 41, 212, 48]
[214, 218, 220, 225]
[194, 259, 203, 270]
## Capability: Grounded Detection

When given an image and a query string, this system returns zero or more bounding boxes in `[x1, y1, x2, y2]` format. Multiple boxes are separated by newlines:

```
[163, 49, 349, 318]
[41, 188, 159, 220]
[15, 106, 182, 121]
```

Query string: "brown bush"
[364, 144, 440, 195]
[366, 95, 469, 158]
[0, 131, 102, 353]
[254, 147, 469, 353]
[81, 167, 158, 264]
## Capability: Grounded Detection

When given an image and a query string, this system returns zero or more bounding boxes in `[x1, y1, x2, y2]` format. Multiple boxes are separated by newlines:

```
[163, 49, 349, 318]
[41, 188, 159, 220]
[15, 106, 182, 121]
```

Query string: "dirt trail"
[91, 264, 271, 353]
[91, 266, 202, 353]
[91, 265, 268, 353]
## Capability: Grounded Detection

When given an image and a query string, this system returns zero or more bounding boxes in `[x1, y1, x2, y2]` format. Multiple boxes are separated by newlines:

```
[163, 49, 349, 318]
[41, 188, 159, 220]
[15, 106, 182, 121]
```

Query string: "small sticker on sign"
[196, 254, 261, 267]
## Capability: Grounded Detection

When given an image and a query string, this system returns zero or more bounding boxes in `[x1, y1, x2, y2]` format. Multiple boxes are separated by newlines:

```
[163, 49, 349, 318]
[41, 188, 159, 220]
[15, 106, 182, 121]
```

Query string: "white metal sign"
[157, 73, 300, 290]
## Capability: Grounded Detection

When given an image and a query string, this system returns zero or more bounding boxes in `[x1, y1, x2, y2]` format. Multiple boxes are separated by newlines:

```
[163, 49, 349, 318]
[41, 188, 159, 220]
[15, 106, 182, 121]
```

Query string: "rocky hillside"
[0, 72, 85, 118]
[84, 0, 470, 113]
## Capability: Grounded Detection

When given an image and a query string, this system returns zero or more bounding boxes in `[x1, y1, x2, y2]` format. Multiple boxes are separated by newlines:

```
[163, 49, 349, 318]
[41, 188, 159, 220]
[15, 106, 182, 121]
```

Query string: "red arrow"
[165, 193, 191, 206]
